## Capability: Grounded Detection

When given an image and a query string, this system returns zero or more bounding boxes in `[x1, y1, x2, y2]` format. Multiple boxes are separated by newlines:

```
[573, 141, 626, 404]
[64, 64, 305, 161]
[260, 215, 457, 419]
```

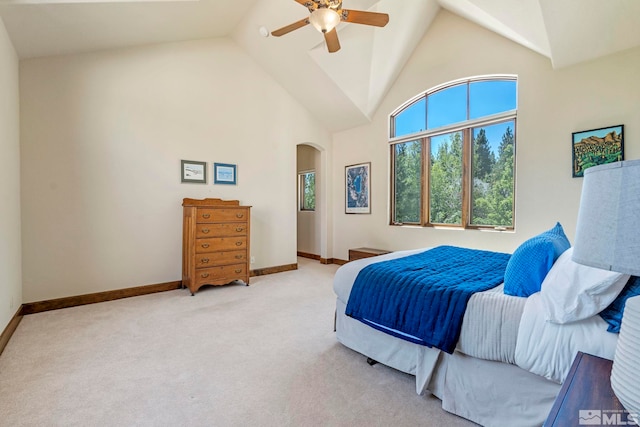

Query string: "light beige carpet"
[0, 258, 474, 426]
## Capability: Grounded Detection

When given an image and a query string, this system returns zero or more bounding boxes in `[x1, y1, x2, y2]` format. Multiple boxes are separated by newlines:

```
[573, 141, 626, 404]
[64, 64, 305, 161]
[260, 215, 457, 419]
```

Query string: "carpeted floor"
[0, 257, 474, 426]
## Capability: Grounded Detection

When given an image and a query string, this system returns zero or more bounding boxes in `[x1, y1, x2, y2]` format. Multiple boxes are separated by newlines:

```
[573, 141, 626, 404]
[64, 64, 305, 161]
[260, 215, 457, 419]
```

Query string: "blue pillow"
[503, 222, 571, 297]
[600, 276, 640, 332]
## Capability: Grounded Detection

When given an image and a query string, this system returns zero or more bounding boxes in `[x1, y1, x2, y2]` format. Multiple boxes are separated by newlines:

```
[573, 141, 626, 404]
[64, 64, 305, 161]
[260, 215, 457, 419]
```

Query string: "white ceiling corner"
[0, 0, 262, 59]
[539, 0, 640, 68]
[437, 0, 551, 58]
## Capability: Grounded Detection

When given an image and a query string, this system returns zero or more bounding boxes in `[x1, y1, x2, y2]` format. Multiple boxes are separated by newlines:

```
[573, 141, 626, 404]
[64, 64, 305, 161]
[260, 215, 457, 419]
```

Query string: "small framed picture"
[181, 160, 207, 184]
[214, 163, 237, 185]
[345, 162, 371, 214]
[572, 124, 624, 178]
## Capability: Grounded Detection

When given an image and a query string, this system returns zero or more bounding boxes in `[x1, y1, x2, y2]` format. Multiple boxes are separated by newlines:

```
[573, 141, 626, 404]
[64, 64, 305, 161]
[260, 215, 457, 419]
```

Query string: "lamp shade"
[611, 295, 640, 418]
[309, 8, 341, 33]
[572, 159, 640, 276]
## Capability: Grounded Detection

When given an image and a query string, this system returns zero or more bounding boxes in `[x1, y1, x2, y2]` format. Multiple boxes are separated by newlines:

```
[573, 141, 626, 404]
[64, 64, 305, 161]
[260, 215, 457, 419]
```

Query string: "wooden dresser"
[182, 198, 251, 295]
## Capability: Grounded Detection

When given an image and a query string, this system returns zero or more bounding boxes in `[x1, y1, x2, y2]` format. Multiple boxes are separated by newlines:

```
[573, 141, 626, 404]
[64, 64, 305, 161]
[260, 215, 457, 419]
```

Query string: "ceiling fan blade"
[324, 28, 341, 53]
[341, 9, 389, 27]
[271, 18, 310, 37]
[294, 0, 316, 11]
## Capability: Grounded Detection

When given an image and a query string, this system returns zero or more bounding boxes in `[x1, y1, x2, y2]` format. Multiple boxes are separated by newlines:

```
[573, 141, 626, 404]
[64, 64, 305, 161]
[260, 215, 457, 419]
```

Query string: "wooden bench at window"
[348, 247, 391, 262]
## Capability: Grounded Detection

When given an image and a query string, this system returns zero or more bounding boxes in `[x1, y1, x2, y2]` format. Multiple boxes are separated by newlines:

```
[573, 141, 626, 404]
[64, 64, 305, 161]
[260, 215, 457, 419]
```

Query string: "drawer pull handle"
[202, 228, 210, 234]
[235, 255, 243, 259]
[235, 242, 243, 246]
[236, 213, 244, 218]
[202, 214, 211, 219]
[235, 227, 244, 232]
[202, 243, 210, 248]
[235, 269, 242, 274]
[201, 273, 210, 278]
[201, 258, 210, 263]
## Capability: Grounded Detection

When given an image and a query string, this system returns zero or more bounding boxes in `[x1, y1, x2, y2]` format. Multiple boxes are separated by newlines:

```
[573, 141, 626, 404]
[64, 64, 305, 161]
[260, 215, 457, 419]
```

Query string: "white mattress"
[333, 248, 526, 364]
[515, 292, 618, 383]
[333, 248, 424, 304]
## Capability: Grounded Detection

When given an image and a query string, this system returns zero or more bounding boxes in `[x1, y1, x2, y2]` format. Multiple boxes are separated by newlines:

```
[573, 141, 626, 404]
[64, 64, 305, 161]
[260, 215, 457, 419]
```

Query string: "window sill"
[389, 223, 514, 233]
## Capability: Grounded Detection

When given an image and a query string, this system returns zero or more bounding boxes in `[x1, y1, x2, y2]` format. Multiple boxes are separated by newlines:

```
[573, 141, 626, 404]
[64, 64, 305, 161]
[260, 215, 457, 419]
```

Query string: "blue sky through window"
[427, 84, 466, 129]
[431, 132, 456, 154]
[393, 79, 516, 138]
[429, 122, 513, 154]
[470, 80, 516, 119]
[394, 98, 426, 136]
[475, 121, 514, 153]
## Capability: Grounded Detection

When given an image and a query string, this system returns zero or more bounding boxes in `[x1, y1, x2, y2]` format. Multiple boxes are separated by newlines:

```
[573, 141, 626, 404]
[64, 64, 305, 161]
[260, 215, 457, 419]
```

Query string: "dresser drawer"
[196, 223, 247, 238]
[194, 250, 246, 268]
[194, 264, 247, 287]
[196, 208, 249, 223]
[195, 236, 247, 253]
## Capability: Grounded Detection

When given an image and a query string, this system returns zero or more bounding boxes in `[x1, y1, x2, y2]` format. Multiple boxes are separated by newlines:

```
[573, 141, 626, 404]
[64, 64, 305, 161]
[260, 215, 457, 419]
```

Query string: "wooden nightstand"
[348, 247, 391, 262]
[544, 352, 629, 426]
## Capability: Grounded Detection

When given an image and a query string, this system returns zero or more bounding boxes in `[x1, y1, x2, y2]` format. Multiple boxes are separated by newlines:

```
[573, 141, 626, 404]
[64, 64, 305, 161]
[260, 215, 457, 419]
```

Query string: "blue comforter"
[345, 245, 511, 353]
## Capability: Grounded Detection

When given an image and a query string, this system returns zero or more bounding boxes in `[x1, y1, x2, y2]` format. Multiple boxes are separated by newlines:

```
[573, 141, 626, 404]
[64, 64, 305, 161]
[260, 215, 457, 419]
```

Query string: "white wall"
[20, 38, 331, 302]
[296, 144, 322, 255]
[0, 16, 21, 330]
[331, 10, 640, 260]
[9, 9, 640, 305]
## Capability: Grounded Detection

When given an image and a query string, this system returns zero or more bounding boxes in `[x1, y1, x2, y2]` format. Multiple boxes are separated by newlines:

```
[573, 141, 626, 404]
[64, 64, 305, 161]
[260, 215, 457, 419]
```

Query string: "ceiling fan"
[271, 0, 389, 53]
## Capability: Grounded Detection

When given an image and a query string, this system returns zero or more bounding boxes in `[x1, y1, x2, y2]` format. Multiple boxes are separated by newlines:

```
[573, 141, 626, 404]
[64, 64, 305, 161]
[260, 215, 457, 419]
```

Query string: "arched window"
[390, 76, 517, 229]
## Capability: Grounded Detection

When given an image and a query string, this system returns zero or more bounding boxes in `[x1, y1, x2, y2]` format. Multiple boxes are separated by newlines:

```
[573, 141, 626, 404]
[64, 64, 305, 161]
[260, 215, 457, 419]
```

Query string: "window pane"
[427, 84, 467, 129]
[469, 80, 516, 119]
[471, 121, 515, 227]
[393, 140, 422, 223]
[394, 98, 426, 137]
[429, 131, 463, 225]
[300, 172, 315, 211]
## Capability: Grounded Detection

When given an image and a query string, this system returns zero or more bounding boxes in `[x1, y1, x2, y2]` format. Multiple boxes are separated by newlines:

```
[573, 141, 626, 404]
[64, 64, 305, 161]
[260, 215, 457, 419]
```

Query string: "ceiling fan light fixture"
[309, 8, 341, 33]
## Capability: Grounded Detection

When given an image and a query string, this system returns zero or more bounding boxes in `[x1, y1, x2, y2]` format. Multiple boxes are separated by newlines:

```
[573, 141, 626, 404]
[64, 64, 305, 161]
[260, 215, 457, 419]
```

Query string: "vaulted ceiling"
[1, 0, 638, 132]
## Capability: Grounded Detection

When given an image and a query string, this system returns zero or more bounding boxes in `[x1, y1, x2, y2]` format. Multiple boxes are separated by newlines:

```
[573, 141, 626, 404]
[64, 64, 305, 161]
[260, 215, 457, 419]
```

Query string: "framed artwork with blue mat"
[345, 162, 370, 214]
[213, 163, 237, 185]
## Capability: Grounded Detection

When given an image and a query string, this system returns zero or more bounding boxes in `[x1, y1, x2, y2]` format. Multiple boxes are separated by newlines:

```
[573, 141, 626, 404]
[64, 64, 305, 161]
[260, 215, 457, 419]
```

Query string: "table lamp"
[572, 159, 640, 418]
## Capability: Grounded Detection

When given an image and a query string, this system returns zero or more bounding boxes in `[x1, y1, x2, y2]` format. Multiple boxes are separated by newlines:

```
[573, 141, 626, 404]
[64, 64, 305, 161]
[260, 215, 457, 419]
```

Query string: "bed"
[333, 224, 631, 427]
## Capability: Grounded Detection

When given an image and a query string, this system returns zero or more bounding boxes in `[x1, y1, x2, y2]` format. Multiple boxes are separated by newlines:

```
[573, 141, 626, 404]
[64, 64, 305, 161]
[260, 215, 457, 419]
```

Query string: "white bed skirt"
[335, 299, 561, 427]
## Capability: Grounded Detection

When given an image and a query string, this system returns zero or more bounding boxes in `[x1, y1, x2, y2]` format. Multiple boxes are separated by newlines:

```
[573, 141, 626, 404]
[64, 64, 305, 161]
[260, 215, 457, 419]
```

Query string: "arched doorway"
[296, 143, 324, 260]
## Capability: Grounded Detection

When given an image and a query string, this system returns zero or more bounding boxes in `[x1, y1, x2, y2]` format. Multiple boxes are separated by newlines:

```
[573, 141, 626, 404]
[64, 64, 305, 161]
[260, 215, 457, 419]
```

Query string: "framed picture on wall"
[572, 124, 624, 178]
[214, 163, 237, 185]
[345, 162, 371, 214]
[181, 160, 207, 184]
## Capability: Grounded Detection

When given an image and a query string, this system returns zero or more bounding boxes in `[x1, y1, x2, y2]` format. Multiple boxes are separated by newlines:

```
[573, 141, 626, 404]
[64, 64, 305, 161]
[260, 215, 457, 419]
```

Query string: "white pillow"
[538, 247, 630, 324]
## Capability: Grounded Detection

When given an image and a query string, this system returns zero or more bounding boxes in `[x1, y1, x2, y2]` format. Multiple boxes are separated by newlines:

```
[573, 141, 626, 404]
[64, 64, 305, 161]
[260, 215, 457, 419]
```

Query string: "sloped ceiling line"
[1, 0, 638, 132]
